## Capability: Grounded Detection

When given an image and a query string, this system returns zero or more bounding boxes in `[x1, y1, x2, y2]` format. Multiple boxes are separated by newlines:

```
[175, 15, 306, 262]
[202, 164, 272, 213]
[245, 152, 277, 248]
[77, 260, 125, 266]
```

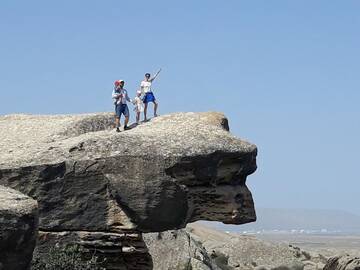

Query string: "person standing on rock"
[132, 90, 144, 125]
[140, 69, 161, 121]
[112, 80, 132, 132]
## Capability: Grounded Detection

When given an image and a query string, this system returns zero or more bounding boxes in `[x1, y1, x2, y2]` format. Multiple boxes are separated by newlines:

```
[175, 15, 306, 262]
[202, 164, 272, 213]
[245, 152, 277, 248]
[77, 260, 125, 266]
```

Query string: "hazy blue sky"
[1, 1, 359, 215]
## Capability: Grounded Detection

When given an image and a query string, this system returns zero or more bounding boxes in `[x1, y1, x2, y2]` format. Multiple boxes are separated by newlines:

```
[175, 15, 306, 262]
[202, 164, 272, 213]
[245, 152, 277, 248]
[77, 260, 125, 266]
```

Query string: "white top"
[140, 69, 161, 95]
[132, 96, 144, 112]
[140, 80, 152, 95]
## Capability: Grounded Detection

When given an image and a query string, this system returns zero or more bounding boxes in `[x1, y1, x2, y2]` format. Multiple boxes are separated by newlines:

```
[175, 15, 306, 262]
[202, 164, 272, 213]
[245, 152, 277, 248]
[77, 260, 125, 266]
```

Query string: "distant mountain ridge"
[201, 208, 360, 234]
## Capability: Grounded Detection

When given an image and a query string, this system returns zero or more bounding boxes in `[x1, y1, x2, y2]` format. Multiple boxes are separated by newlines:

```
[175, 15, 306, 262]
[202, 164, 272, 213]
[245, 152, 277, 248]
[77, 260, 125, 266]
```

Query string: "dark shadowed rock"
[0, 112, 257, 269]
[35, 231, 152, 270]
[0, 185, 38, 270]
[324, 255, 360, 270]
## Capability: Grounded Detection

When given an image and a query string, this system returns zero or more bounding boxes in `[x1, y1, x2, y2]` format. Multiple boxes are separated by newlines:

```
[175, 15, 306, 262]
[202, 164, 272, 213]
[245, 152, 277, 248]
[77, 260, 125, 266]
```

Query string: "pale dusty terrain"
[186, 223, 360, 270]
[187, 223, 324, 269]
[256, 233, 360, 257]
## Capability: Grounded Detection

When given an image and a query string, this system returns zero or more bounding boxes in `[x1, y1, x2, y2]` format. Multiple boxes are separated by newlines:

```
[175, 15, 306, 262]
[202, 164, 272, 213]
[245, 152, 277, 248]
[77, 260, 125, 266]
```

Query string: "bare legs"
[144, 101, 159, 121]
[154, 101, 158, 117]
[144, 103, 148, 121]
[124, 116, 129, 127]
[136, 112, 140, 124]
[115, 115, 120, 128]
[114, 115, 129, 131]
[115, 115, 121, 132]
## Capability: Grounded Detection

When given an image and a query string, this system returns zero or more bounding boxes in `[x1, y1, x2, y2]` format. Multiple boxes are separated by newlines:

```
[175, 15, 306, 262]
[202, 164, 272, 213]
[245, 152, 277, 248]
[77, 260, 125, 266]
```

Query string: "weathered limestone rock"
[144, 225, 310, 270]
[324, 255, 360, 270]
[187, 223, 307, 270]
[0, 185, 38, 270]
[144, 230, 221, 270]
[0, 112, 257, 269]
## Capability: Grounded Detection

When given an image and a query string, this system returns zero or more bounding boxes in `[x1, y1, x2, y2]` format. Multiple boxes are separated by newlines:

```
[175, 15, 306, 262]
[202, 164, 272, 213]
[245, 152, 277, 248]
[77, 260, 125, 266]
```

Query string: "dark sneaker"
[124, 125, 130, 131]
[116, 128, 121, 132]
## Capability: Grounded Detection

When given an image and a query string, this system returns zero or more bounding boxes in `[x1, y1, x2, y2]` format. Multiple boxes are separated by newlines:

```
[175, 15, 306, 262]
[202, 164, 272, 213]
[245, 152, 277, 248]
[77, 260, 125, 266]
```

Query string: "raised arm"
[149, 68, 162, 82]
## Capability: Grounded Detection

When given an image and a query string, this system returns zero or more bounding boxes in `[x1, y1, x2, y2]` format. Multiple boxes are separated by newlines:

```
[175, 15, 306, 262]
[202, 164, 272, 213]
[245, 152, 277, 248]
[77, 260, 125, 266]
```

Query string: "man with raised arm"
[140, 69, 161, 121]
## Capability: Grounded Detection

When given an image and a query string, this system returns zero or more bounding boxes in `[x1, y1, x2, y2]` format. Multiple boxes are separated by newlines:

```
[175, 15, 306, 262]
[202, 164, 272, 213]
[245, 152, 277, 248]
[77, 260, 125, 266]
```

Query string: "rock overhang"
[0, 112, 257, 233]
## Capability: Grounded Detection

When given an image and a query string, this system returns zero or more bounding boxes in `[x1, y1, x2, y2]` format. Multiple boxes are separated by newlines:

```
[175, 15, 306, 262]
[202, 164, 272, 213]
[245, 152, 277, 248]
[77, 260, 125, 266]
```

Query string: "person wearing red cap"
[112, 80, 132, 132]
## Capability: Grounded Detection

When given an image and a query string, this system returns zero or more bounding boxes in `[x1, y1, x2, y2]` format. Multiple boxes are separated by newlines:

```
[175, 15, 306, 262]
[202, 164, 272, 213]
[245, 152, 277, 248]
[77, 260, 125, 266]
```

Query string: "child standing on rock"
[132, 90, 144, 125]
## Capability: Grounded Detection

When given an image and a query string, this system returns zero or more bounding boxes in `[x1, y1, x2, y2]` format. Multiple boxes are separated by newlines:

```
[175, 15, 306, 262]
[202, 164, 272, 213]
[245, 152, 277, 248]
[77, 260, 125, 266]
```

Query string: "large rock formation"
[0, 112, 257, 269]
[0, 185, 38, 270]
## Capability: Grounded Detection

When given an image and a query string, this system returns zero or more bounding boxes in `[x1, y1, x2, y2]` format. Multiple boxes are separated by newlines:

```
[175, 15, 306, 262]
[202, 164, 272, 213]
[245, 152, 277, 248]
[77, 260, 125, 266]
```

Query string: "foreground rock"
[0, 112, 257, 269]
[0, 185, 38, 270]
[324, 255, 360, 270]
[186, 223, 306, 270]
[144, 230, 221, 270]
[144, 224, 310, 270]
[145, 223, 334, 270]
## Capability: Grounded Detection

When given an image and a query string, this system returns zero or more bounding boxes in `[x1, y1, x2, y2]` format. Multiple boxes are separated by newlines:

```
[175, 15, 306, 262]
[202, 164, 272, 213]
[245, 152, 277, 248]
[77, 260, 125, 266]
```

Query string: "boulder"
[0, 185, 38, 270]
[324, 255, 360, 270]
[144, 230, 221, 270]
[0, 112, 257, 269]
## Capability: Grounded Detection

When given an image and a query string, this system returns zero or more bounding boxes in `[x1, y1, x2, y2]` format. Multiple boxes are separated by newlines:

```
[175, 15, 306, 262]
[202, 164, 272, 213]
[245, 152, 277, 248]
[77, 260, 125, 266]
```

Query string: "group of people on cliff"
[112, 69, 161, 132]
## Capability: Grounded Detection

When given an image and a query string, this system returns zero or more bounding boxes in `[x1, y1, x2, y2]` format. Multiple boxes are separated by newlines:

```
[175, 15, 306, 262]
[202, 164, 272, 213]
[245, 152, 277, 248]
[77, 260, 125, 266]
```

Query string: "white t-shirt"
[140, 80, 152, 95]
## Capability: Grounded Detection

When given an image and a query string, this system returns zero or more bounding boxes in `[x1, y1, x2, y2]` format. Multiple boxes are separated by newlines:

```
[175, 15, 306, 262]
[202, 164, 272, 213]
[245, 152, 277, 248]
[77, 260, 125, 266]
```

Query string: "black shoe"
[124, 125, 130, 131]
[116, 128, 120, 132]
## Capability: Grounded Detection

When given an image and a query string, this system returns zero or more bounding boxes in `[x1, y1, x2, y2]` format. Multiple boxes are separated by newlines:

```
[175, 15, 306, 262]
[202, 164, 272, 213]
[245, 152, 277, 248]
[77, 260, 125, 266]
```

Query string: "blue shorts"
[115, 104, 129, 118]
[143, 92, 156, 104]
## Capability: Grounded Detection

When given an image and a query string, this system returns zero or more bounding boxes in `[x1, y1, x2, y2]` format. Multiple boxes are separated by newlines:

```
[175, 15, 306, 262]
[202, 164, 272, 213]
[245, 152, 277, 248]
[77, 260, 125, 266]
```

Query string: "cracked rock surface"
[0, 111, 257, 269]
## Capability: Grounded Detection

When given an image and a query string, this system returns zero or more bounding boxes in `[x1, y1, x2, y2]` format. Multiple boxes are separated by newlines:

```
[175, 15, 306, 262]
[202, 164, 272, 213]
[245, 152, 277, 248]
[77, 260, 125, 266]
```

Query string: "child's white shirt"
[133, 96, 144, 112]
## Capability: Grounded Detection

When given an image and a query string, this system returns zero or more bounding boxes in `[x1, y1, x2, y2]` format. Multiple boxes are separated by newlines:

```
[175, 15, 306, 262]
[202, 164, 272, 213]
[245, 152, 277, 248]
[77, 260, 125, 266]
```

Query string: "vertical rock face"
[0, 112, 258, 269]
[0, 185, 38, 270]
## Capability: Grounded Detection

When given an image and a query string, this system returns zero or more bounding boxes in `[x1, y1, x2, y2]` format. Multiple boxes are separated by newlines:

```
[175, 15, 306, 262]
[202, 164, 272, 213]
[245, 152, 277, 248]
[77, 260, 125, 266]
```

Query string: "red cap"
[114, 80, 124, 86]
